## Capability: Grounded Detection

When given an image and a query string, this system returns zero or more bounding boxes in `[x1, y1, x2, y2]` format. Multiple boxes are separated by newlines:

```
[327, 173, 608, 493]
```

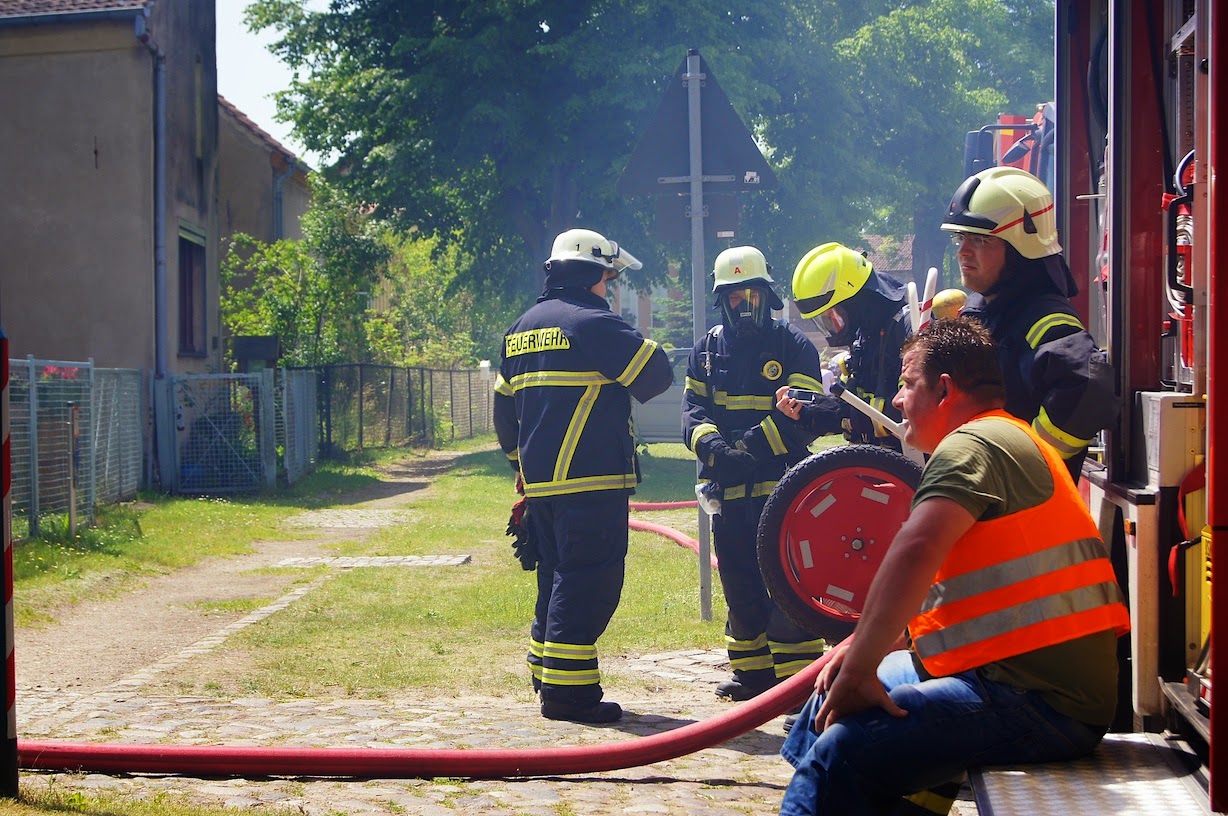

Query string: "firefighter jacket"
[797, 306, 909, 446]
[683, 321, 824, 501]
[962, 277, 1117, 471]
[909, 411, 1130, 677]
[494, 288, 672, 500]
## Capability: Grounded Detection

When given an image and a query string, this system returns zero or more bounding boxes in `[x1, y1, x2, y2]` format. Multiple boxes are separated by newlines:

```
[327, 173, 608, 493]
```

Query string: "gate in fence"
[166, 368, 319, 495]
[169, 371, 276, 493]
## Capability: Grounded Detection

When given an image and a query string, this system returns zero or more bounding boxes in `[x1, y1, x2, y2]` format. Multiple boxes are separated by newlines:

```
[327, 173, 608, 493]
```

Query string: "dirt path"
[14, 449, 468, 697]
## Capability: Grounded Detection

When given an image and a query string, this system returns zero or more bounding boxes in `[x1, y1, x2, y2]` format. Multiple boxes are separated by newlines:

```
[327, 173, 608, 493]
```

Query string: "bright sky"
[215, 0, 325, 166]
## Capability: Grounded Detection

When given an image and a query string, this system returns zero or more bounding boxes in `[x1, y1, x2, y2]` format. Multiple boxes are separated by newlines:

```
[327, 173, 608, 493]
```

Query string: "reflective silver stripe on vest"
[913, 580, 1123, 660]
[920, 537, 1108, 614]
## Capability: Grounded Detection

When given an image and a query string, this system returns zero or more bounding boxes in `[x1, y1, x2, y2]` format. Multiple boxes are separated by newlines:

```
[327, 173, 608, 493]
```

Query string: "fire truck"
[1041, 0, 1223, 809]
[947, 1, 1226, 808]
[760, 1, 1224, 810]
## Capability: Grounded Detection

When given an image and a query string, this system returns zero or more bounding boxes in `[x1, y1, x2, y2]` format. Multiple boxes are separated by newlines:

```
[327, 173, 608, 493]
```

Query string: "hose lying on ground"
[19, 647, 832, 778]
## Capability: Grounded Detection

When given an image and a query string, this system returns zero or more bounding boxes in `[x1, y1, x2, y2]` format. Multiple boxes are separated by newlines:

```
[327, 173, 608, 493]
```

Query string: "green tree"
[246, 0, 1053, 319]
[247, 0, 842, 305]
[830, 0, 1054, 279]
[222, 176, 388, 367]
[371, 231, 494, 369]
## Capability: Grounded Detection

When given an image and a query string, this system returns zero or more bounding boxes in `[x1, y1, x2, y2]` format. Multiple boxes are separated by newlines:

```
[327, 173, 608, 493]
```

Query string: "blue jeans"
[779, 650, 1106, 815]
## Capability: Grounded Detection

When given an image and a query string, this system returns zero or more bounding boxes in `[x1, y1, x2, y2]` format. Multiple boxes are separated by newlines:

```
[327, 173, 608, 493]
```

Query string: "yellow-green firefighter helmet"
[791, 242, 872, 319]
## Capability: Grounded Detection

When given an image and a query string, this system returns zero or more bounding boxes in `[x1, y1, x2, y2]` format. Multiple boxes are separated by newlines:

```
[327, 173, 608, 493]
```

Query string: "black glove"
[505, 498, 538, 571]
[704, 436, 758, 485]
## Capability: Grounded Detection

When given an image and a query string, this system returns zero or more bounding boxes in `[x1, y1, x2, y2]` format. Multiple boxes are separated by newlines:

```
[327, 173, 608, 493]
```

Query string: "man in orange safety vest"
[778, 317, 1129, 816]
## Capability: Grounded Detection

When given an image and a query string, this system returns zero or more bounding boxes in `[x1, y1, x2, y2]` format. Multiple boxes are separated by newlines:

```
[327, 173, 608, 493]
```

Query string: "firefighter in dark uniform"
[684, 245, 828, 701]
[779, 242, 910, 449]
[941, 166, 1116, 481]
[494, 228, 671, 724]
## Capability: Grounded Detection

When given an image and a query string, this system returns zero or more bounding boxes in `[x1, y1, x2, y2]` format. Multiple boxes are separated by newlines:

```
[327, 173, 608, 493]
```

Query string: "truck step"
[970, 732, 1209, 816]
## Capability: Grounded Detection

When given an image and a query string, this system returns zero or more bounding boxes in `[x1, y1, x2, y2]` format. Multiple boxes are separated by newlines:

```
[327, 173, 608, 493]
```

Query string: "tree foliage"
[222, 176, 502, 367]
[221, 177, 388, 367]
[826, 0, 1053, 277]
[247, 0, 1054, 324]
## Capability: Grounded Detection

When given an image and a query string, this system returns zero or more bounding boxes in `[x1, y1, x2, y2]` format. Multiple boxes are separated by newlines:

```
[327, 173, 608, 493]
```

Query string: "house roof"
[0, 1, 149, 21]
[861, 234, 914, 274]
[219, 94, 312, 175]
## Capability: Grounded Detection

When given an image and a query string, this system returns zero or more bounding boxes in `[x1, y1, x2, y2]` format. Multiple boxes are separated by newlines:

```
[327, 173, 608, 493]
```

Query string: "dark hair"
[900, 316, 1006, 402]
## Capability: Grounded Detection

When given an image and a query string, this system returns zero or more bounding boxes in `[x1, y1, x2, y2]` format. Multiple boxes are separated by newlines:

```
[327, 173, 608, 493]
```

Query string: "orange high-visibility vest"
[909, 411, 1129, 677]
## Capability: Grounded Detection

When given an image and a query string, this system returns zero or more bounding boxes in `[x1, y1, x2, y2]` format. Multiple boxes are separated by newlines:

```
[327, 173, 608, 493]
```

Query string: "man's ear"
[938, 373, 952, 401]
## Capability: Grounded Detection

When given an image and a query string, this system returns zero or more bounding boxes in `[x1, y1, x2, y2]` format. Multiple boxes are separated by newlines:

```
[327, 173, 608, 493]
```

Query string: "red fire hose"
[18, 649, 829, 778]
[628, 499, 717, 568]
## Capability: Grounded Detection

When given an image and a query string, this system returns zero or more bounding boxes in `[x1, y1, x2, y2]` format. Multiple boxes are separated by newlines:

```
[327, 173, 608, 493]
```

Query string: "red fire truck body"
[1053, 0, 1225, 809]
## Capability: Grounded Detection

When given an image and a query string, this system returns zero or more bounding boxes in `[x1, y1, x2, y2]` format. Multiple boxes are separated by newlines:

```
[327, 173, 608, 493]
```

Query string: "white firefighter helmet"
[940, 166, 1061, 259]
[712, 245, 775, 292]
[711, 246, 784, 336]
[547, 228, 642, 276]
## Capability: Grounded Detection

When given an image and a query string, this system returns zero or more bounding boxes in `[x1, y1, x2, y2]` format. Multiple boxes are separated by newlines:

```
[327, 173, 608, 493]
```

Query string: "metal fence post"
[25, 356, 38, 538]
[87, 358, 96, 519]
[66, 401, 77, 536]
[385, 367, 395, 446]
[322, 366, 333, 458]
[357, 364, 364, 451]
[261, 369, 276, 488]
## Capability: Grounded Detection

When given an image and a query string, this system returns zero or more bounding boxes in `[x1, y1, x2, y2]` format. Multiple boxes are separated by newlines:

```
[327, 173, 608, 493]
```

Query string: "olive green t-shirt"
[908, 415, 1120, 728]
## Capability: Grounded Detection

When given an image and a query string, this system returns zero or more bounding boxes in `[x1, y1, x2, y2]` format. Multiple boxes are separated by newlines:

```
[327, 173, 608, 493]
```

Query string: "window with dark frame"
[178, 235, 207, 356]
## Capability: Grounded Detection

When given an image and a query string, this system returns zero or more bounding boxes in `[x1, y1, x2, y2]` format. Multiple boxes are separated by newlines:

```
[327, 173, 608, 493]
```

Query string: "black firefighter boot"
[715, 670, 780, 701]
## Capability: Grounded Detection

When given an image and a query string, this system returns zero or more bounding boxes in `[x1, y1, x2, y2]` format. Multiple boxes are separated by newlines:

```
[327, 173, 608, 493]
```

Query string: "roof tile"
[0, 1, 149, 20]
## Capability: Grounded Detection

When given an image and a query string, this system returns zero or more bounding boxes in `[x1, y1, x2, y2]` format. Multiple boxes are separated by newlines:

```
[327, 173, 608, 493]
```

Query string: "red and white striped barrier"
[1, 328, 17, 794]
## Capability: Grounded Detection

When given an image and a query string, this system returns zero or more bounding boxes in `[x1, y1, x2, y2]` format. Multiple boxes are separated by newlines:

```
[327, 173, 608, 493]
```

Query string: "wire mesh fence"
[170, 371, 276, 493]
[4, 357, 493, 534]
[278, 368, 318, 485]
[93, 368, 144, 506]
[317, 364, 494, 456]
[5, 358, 143, 538]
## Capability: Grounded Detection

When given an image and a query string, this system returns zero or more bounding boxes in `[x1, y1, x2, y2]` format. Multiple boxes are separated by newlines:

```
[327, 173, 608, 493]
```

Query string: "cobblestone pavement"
[18, 615, 976, 816]
[19, 642, 800, 815]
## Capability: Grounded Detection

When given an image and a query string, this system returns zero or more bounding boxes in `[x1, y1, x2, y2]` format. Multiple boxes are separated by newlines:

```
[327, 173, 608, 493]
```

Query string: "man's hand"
[814, 641, 850, 696]
[814, 662, 907, 732]
[776, 385, 803, 420]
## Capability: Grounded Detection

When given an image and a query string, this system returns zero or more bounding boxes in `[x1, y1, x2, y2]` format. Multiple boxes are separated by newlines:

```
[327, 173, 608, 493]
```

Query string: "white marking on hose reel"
[809, 494, 836, 517]
[861, 487, 890, 504]
[826, 585, 855, 603]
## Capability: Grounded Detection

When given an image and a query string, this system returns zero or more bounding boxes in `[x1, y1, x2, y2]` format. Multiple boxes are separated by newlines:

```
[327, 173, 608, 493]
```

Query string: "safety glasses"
[948, 232, 999, 250]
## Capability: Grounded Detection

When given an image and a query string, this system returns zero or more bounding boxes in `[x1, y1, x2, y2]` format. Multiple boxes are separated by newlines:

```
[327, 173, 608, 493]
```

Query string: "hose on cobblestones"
[18, 644, 839, 779]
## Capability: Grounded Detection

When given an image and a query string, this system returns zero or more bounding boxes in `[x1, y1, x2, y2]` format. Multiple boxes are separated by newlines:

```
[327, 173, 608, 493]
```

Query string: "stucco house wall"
[0, 17, 156, 368]
[0, 0, 220, 374]
[218, 95, 310, 247]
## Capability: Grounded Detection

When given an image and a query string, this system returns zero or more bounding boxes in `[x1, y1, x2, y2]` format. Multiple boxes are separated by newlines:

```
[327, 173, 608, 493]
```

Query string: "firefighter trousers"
[714, 494, 825, 685]
[525, 491, 629, 706]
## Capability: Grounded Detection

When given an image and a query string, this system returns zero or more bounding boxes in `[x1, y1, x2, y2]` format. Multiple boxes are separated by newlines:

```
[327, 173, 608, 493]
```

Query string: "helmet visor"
[720, 288, 767, 333]
[814, 304, 848, 339]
